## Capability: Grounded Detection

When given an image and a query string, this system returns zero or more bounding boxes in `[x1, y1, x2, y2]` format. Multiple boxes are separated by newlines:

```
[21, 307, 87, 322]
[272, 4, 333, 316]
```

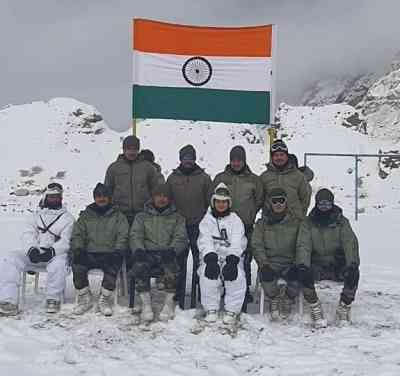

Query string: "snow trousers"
[198, 260, 247, 314]
[72, 252, 123, 292]
[300, 264, 360, 305]
[131, 250, 179, 293]
[261, 265, 299, 300]
[0, 252, 69, 305]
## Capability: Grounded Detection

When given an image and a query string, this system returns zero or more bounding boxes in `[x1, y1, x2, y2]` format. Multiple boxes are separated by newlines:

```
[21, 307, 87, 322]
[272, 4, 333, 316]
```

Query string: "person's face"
[153, 194, 170, 209]
[230, 158, 244, 172]
[270, 196, 287, 214]
[46, 194, 62, 206]
[272, 152, 288, 168]
[214, 199, 229, 213]
[124, 146, 139, 161]
[95, 195, 110, 207]
[181, 159, 195, 169]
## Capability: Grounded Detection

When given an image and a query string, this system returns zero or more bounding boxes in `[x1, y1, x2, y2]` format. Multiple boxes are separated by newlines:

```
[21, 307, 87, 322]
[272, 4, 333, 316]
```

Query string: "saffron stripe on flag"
[132, 85, 270, 124]
[133, 19, 272, 57]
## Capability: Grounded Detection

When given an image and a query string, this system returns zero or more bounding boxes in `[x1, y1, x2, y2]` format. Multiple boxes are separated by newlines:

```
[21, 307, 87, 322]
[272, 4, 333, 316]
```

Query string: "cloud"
[1, 0, 399, 131]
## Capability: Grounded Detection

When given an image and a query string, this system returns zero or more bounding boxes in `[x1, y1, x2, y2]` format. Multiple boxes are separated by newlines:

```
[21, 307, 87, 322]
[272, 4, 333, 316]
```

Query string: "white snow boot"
[98, 287, 113, 317]
[159, 292, 176, 321]
[139, 292, 154, 323]
[336, 300, 351, 324]
[269, 297, 280, 321]
[309, 300, 327, 329]
[46, 299, 61, 314]
[73, 287, 93, 315]
[0, 302, 18, 316]
[204, 309, 218, 323]
[279, 296, 292, 320]
[223, 311, 238, 326]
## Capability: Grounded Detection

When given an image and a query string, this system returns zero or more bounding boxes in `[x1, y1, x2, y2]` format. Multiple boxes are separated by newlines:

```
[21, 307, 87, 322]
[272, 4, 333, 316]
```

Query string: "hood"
[172, 163, 205, 176]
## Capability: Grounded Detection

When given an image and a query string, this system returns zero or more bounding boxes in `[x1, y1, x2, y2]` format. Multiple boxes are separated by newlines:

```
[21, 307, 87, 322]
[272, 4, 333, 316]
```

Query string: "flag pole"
[132, 118, 137, 136]
[266, 24, 278, 162]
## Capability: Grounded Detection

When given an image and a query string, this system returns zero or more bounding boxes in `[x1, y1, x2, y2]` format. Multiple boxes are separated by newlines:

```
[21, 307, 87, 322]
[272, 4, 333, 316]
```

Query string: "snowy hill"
[2, 98, 400, 375]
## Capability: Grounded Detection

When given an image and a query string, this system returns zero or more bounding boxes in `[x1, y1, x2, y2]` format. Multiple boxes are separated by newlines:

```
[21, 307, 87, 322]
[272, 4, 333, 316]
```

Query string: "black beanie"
[151, 184, 172, 199]
[93, 183, 112, 198]
[140, 149, 155, 163]
[269, 187, 287, 198]
[315, 188, 334, 203]
[230, 145, 246, 164]
[123, 135, 140, 150]
[179, 144, 196, 162]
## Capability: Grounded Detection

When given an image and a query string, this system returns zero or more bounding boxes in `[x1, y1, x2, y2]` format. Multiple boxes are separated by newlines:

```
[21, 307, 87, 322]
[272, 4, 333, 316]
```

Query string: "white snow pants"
[0, 252, 69, 305]
[198, 261, 246, 314]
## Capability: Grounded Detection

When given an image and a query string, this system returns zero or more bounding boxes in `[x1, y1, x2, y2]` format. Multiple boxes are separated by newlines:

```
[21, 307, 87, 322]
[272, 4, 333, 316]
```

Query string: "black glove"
[39, 247, 56, 263]
[343, 263, 359, 289]
[222, 255, 240, 281]
[133, 248, 147, 263]
[27, 247, 41, 263]
[296, 264, 314, 288]
[162, 248, 176, 264]
[204, 252, 220, 280]
[259, 264, 276, 282]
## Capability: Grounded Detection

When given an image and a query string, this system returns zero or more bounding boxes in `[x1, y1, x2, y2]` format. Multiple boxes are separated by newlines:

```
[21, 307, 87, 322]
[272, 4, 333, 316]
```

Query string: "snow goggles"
[317, 200, 333, 211]
[45, 183, 63, 195]
[271, 196, 286, 205]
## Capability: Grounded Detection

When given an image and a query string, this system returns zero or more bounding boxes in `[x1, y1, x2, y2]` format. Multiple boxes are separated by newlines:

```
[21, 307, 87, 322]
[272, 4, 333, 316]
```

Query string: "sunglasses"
[271, 196, 286, 205]
[271, 143, 288, 153]
[317, 200, 333, 210]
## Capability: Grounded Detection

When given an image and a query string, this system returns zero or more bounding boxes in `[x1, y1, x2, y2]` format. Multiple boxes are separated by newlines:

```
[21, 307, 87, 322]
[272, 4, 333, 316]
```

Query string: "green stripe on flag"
[133, 85, 270, 124]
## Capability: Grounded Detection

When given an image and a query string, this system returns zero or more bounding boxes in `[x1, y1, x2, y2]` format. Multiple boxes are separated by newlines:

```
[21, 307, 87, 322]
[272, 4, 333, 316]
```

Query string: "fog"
[1, 0, 399, 130]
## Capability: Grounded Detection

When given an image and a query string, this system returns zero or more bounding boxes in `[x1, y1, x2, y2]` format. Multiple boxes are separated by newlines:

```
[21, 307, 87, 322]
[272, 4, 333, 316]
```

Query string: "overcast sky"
[1, 0, 399, 131]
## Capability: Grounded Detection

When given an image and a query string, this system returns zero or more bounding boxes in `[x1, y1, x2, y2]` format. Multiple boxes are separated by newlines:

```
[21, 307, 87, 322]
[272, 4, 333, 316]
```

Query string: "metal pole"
[355, 155, 359, 221]
[304, 153, 307, 167]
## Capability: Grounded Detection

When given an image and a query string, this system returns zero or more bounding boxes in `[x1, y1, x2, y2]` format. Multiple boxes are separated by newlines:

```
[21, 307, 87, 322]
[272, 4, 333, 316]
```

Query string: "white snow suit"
[197, 209, 247, 314]
[0, 207, 75, 305]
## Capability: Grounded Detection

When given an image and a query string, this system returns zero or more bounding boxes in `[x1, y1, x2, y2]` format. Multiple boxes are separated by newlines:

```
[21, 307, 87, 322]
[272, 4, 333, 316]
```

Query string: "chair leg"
[260, 286, 265, 315]
[190, 261, 198, 309]
[21, 272, 27, 309]
[121, 258, 128, 298]
[129, 278, 136, 308]
[114, 276, 120, 306]
[178, 255, 188, 310]
[34, 272, 39, 294]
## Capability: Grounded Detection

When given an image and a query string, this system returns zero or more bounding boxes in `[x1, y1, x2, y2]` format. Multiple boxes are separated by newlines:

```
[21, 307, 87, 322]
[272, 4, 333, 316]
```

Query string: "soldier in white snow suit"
[0, 183, 75, 316]
[197, 183, 247, 327]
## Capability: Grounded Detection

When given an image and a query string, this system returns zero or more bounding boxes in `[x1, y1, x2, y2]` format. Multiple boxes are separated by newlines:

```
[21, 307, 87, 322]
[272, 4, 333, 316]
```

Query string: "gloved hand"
[162, 248, 176, 264]
[203, 252, 220, 280]
[343, 263, 359, 289]
[39, 247, 55, 263]
[222, 255, 240, 281]
[296, 264, 314, 287]
[133, 248, 147, 263]
[259, 264, 276, 282]
[27, 247, 41, 263]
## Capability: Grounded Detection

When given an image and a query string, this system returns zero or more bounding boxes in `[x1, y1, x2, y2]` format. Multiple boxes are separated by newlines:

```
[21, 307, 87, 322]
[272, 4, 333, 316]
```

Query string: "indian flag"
[133, 19, 275, 125]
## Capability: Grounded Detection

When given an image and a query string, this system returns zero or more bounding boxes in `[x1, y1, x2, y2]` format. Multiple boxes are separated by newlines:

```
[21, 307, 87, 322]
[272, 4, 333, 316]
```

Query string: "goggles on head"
[271, 143, 288, 153]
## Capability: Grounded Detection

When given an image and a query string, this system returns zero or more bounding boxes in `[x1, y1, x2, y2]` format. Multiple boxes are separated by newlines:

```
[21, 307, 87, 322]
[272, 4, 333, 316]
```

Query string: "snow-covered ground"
[1, 98, 400, 375]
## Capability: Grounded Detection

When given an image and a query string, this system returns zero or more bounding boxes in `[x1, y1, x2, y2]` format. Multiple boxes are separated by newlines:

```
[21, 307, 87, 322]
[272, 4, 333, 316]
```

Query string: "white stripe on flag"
[133, 51, 272, 92]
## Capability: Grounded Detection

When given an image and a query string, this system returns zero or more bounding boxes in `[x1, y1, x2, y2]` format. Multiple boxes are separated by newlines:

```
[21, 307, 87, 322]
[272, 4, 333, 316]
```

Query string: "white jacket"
[198, 209, 247, 264]
[21, 207, 75, 256]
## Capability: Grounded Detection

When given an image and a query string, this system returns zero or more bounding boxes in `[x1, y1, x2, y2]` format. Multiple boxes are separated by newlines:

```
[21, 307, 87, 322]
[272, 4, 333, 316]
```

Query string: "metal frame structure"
[304, 152, 400, 220]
